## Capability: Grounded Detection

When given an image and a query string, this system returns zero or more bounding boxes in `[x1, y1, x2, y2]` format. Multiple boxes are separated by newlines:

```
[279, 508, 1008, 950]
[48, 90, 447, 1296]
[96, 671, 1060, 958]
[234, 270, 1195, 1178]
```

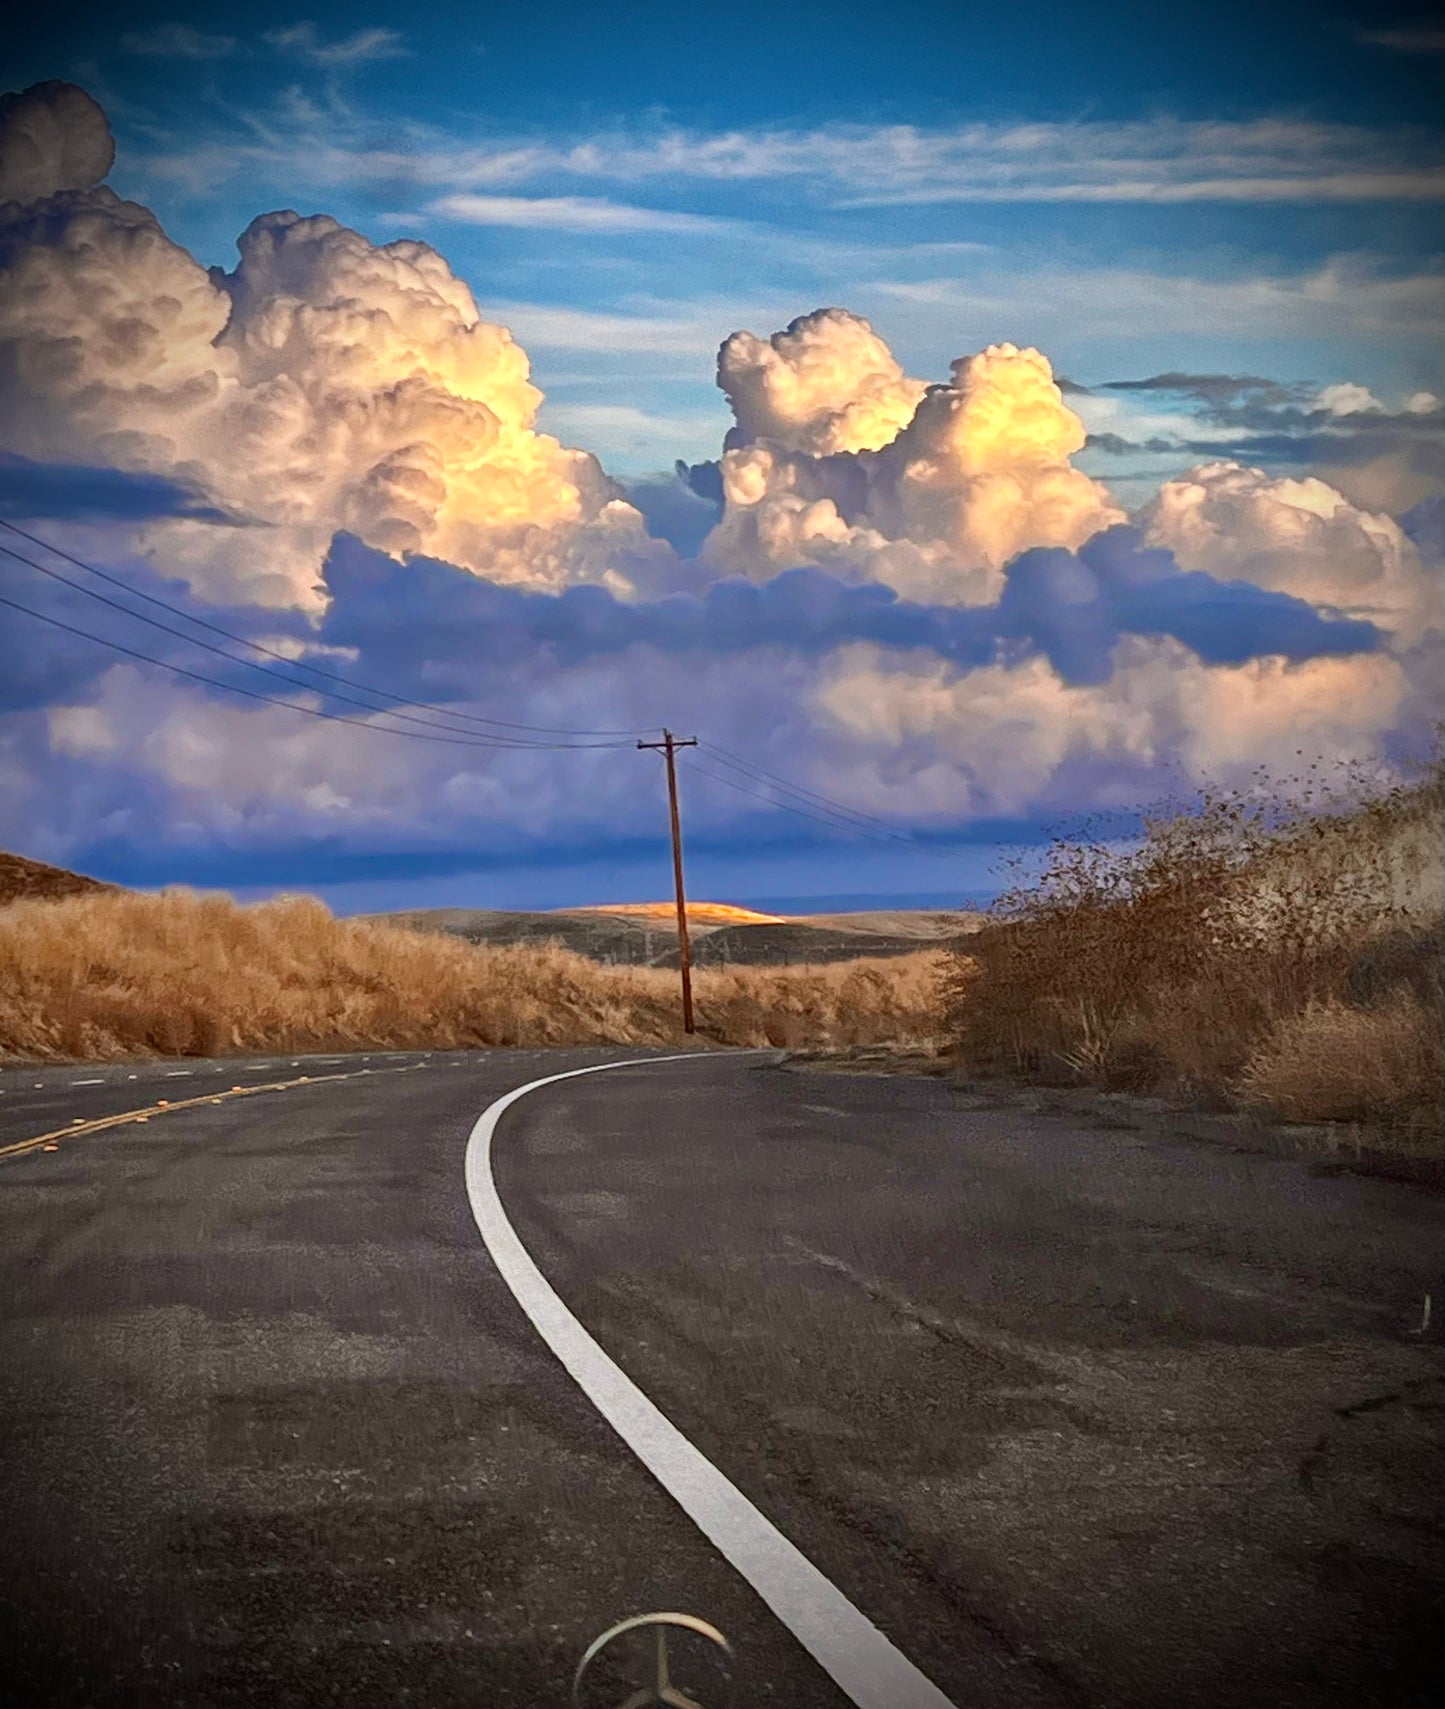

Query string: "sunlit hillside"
[564, 902, 787, 926]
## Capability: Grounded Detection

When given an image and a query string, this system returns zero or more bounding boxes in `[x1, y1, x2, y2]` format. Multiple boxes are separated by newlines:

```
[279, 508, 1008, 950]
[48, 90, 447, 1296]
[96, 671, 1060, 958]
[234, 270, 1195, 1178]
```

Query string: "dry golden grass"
[0, 887, 944, 1062]
[944, 760, 1444, 1144]
[1237, 997, 1444, 1134]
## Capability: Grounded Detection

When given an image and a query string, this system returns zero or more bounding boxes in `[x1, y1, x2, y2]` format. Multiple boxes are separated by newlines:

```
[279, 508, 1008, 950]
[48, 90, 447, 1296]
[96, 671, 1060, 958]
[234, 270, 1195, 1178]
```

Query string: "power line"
[0, 517, 651, 740]
[685, 758, 903, 842]
[0, 587, 633, 753]
[698, 739, 924, 840]
[684, 755, 956, 857]
[0, 540, 620, 750]
[2, 520, 963, 852]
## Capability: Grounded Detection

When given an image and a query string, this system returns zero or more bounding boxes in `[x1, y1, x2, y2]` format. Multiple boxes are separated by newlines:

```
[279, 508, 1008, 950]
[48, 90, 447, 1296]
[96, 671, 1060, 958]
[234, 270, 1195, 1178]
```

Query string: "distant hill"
[0, 852, 116, 907]
[363, 902, 984, 968]
[358, 907, 688, 966]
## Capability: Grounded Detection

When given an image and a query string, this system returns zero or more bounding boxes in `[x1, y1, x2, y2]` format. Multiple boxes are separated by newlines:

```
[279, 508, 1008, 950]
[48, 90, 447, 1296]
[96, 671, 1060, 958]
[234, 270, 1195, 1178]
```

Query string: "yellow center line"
[0, 1066, 415, 1162]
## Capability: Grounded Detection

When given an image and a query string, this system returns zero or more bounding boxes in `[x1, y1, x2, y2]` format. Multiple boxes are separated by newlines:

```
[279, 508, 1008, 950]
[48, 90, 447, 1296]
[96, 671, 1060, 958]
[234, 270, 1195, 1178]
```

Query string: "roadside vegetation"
[2, 762, 1438, 1154]
[943, 759, 1444, 1145]
[0, 887, 943, 1061]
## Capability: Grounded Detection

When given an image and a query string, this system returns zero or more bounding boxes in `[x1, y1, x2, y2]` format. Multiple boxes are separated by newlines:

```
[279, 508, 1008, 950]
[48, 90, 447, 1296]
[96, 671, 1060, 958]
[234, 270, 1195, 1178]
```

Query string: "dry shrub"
[696, 953, 946, 1051]
[945, 760, 1444, 1132]
[1237, 996, 1444, 1134]
[0, 887, 942, 1062]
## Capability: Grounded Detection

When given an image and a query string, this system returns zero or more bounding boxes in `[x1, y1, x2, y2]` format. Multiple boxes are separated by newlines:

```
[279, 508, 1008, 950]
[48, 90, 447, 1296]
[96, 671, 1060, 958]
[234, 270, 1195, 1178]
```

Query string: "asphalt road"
[0, 1048, 1441, 1709]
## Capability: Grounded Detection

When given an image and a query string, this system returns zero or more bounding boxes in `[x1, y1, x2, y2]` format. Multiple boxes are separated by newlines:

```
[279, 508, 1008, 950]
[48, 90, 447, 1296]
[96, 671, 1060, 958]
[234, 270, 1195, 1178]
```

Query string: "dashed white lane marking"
[464, 1055, 958, 1709]
[166, 1071, 193, 1078]
[69, 1078, 104, 1086]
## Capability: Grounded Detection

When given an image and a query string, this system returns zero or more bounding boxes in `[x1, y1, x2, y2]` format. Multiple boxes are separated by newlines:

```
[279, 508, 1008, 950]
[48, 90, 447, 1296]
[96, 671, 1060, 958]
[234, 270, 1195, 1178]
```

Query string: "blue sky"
[9, 0, 1442, 479]
[0, 4, 1441, 911]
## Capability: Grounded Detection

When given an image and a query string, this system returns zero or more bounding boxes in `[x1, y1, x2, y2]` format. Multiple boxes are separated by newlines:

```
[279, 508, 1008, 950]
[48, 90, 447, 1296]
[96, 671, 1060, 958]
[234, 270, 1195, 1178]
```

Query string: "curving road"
[0, 1047, 1442, 1708]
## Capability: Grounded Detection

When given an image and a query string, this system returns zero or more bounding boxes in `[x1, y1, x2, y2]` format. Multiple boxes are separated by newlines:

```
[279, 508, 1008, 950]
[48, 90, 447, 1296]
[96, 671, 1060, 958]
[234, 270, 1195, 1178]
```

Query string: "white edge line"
[464, 1052, 958, 1709]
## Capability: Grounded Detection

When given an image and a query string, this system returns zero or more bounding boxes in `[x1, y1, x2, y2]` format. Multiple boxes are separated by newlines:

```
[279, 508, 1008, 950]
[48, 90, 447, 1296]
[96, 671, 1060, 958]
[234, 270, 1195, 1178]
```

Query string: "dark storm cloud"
[0, 515, 1382, 727]
[621, 469, 722, 556]
[0, 455, 230, 523]
[998, 528, 1379, 685]
[314, 527, 1376, 697]
[0, 533, 307, 711]
[1086, 432, 1178, 456]
[1102, 372, 1296, 408]
[1400, 495, 1445, 564]
[1086, 373, 1445, 479]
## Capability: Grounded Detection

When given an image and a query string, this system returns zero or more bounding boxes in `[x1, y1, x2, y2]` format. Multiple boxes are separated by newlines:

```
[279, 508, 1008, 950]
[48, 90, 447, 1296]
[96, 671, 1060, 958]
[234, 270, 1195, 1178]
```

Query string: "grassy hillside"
[362, 901, 983, 967]
[0, 888, 945, 1062]
[0, 851, 115, 907]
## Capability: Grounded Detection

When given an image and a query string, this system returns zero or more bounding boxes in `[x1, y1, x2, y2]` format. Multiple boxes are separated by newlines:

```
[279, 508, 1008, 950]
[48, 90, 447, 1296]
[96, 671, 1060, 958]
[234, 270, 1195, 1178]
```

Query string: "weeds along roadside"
[941, 759, 1444, 1143]
[0, 887, 945, 1062]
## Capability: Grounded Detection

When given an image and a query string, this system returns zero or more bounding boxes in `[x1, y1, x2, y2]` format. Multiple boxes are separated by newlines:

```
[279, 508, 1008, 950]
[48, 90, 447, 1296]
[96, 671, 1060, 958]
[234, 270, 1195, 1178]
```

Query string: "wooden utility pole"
[637, 729, 698, 1033]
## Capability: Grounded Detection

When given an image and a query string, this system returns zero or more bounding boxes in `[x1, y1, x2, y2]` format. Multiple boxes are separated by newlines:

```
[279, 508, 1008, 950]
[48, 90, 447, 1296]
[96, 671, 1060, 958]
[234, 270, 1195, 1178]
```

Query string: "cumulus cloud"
[1140, 460, 1442, 641]
[2, 529, 1390, 877]
[1317, 382, 1384, 416]
[718, 308, 927, 455]
[812, 640, 1412, 821]
[0, 82, 114, 204]
[0, 94, 669, 607]
[1, 81, 1438, 889]
[706, 317, 1122, 601]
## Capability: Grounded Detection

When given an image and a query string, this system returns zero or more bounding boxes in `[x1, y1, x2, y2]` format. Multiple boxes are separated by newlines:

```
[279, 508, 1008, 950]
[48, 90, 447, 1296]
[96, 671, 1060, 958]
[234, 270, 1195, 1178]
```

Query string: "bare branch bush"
[943, 757, 1443, 1138]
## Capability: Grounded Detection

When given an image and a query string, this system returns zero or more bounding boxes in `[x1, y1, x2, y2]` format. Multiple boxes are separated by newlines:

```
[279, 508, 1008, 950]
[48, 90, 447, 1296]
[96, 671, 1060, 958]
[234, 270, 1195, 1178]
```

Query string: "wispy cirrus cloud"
[263, 22, 408, 67]
[120, 24, 240, 60]
[127, 110, 1443, 206]
[875, 259, 1445, 342]
[481, 299, 775, 359]
[1359, 23, 1445, 52]
[420, 193, 735, 234]
[841, 171, 1445, 206]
